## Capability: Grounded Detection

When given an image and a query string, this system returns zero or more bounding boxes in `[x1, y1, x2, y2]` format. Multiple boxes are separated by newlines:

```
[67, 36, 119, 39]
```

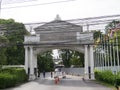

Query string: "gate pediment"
[34, 19, 83, 43]
[24, 19, 94, 45]
[34, 20, 83, 33]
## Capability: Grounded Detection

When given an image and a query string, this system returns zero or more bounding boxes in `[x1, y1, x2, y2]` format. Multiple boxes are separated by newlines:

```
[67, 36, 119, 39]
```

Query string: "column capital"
[84, 45, 88, 47]
[24, 46, 28, 48]
[29, 46, 33, 49]
[89, 45, 94, 47]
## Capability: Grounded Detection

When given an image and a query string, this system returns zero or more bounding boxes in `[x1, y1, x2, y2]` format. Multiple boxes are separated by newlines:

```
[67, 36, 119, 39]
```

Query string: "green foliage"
[0, 36, 9, 44]
[6, 46, 25, 65]
[60, 49, 84, 68]
[37, 51, 54, 72]
[0, 19, 29, 65]
[116, 72, 120, 86]
[61, 49, 72, 67]
[70, 51, 84, 67]
[95, 70, 120, 86]
[0, 68, 28, 89]
[0, 73, 16, 88]
[105, 20, 120, 34]
[0, 36, 9, 65]
[0, 47, 7, 65]
[93, 30, 102, 40]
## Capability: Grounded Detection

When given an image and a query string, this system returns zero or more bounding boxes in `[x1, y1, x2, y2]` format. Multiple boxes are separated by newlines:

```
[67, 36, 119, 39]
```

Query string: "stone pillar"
[90, 45, 94, 79]
[34, 54, 37, 68]
[24, 46, 29, 74]
[29, 46, 35, 80]
[84, 45, 89, 79]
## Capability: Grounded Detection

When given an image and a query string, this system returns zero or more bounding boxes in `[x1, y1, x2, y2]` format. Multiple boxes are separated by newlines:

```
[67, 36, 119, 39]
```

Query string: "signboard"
[76, 32, 93, 41]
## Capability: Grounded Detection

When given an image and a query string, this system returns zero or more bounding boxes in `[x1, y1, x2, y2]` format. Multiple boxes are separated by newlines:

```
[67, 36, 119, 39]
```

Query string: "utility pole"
[0, 0, 2, 18]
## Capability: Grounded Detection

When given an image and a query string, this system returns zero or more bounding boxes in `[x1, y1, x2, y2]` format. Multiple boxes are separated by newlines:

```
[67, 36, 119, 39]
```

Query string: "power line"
[1, 14, 120, 36]
[24, 14, 120, 25]
[2, 0, 77, 9]
[24, 15, 120, 33]
[2, 0, 37, 5]
[0, 15, 120, 40]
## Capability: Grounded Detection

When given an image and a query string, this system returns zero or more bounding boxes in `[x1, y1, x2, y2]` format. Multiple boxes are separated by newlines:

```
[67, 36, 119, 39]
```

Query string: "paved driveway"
[4, 75, 112, 90]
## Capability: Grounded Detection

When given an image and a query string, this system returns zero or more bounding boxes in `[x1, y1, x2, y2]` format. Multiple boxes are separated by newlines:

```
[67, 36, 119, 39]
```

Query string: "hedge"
[95, 70, 120, 86]
[0, 68, 28, 89]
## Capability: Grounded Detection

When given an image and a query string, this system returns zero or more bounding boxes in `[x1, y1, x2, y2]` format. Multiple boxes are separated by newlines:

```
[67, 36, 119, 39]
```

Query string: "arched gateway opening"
[24, 17, 94, 80]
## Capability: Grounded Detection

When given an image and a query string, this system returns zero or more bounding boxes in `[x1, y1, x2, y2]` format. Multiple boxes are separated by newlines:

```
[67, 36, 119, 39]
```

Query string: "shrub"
[116, 72, 120, 86]
[94, 70, 119, 85]
[0, 68, 28, 89]
[0, 73, 17, 88]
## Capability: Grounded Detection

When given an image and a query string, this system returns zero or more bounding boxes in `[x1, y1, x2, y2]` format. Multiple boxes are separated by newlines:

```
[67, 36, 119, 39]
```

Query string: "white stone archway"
[24, 17, 94, 80]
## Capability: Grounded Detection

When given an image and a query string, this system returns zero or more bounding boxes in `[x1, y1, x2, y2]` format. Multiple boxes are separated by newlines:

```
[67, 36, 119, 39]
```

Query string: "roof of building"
[34, 16, 83, 33]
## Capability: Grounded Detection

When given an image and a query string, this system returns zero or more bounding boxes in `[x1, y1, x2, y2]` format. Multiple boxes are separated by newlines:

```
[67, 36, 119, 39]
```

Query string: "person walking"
[43, 70, 46, 78]
[51, 71, 53, 78]
[38, 70, 40, 77]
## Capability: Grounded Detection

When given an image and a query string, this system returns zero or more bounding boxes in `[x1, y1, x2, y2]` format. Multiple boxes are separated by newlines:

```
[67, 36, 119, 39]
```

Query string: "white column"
[34, 54, 37, 68]
[24, 46, 29, 74]
[90, 45, 94, 79]
[84, 45, 89, 79]
[29, 46, 35, 80]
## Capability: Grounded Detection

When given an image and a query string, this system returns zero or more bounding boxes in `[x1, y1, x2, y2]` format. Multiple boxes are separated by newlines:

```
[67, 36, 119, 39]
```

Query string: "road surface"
[4, 73, 112, 90]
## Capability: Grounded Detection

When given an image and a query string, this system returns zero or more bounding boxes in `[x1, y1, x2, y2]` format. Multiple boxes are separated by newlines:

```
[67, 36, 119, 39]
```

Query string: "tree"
[37, 51, 54, 72]
[0, 36, 9, 65]
[93, 30, 102, 41]
[61, 49, 73, 67]
[105, 20, 120, 34]
[70, 51, 84, 67]
[60, 49, 84, 68]
[0, 19, 29, 65]
[0, 35, 9, 45]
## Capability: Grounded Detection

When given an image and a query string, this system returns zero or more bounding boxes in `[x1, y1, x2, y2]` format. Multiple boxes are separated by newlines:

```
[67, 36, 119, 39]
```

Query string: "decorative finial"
[55, 14, 61, 20]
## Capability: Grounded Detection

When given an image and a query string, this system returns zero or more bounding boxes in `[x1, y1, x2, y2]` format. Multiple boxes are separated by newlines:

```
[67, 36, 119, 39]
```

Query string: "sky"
[1, 0, 120, 58]
[1, 0, 120, 23]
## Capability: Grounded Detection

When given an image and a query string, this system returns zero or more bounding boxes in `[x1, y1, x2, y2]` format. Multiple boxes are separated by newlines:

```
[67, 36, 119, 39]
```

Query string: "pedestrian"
[43, 70, 45, 78]
[51, 71, 53, 78]
[38, 70, 40, 77]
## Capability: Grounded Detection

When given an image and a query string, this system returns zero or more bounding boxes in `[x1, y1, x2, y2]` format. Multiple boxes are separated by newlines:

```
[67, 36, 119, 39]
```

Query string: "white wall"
[61, 68, 84, 76]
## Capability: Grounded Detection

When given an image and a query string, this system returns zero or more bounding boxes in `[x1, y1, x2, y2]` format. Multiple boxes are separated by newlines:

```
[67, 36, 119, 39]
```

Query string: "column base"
[90, 73, 95, 80]
[84, 73, 89, 80]
[29, 74, 36, 81]
[84, 73, 95, 80]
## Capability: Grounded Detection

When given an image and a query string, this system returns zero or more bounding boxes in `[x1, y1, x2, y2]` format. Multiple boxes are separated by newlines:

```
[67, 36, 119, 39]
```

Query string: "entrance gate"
[24, 17, 94, 80]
